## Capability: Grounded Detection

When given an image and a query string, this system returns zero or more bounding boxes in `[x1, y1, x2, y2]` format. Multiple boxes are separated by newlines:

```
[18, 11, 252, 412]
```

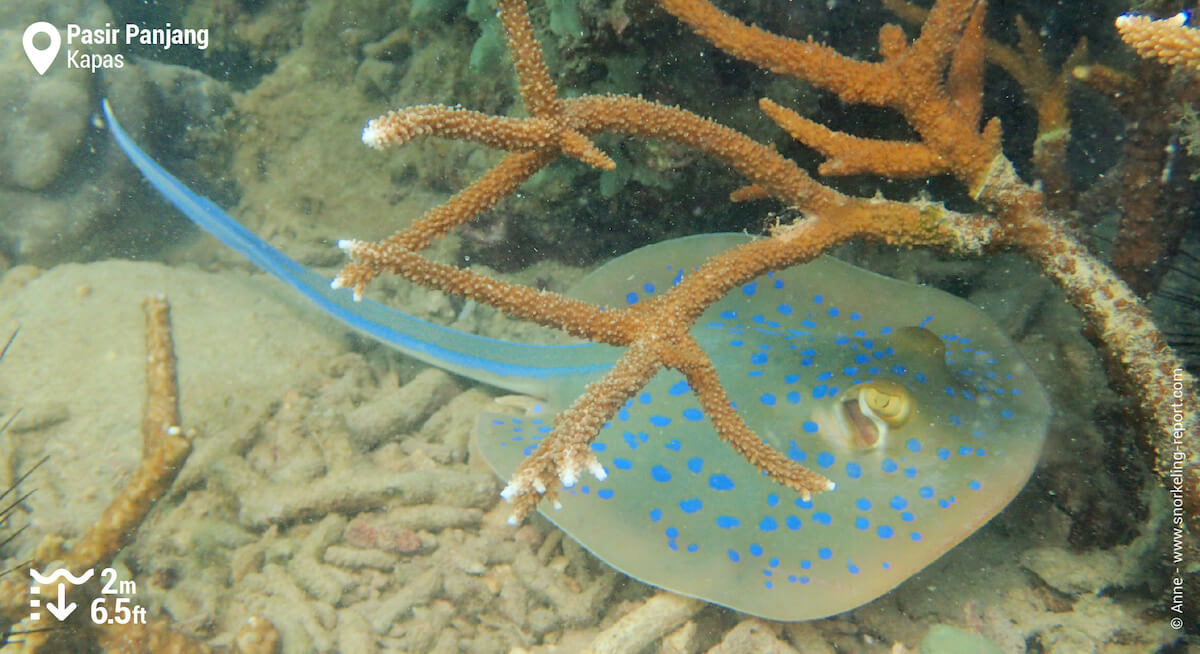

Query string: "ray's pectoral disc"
[476, 234, 1050, 621]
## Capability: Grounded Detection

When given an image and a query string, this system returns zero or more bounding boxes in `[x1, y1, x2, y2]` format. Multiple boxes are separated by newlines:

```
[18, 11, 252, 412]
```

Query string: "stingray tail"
[102, 100, 613, 394]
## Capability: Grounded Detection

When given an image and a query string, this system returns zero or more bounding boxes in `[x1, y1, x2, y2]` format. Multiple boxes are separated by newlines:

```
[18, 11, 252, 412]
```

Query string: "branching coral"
[882, 0, 1086, 208]
[332, 0, 1198, 533]
[1088, 12, 1200, 296]
[0, 297, 278, 654]
[1117, 11, 1200, 72]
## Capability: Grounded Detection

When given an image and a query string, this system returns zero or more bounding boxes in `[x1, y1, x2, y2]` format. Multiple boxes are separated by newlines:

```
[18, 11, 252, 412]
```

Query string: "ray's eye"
[835, 380, 914, 449]
[860, 383, 912, 425]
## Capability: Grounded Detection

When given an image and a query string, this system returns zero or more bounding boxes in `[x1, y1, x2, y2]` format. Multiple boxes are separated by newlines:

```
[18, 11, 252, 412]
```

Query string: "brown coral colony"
[332, 0, 1197, 535]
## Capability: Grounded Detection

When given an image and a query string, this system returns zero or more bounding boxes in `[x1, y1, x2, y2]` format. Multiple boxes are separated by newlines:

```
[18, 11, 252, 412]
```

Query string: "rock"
[919, 624, 1005, 654]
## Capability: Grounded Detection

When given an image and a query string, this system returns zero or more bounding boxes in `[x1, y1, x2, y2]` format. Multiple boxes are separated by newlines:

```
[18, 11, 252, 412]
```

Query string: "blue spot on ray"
[709, 474, 736, 491]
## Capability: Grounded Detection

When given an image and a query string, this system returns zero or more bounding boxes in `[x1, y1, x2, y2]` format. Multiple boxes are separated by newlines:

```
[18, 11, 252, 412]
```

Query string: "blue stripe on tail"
[102, 99, 614, 393]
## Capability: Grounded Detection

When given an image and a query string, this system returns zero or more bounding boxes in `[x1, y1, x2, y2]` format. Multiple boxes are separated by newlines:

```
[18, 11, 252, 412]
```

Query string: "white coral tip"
[499, 483, 518, 502]
[330, 276, 345, 290]
[552, 499, 563, 510]
[506, 514, 519, 526]
[362, 121, 386, 149]
[587, 459, 608, 481]
[558, 468, 579, 488]
[337, 239, 360, 253]
[826, 480, 837, 491]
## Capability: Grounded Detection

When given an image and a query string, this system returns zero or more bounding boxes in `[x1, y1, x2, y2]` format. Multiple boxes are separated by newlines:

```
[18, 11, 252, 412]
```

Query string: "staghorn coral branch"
[140, 295, 181, 453]
[1003, 212, 1200, 533]
[338, 240, 626, 345]
[333, 150, 554, 297]
[655, 0, 893, 106]
[1117, 12, 1200, 73]
[1070, 59, 1192, 297]
[661, 0, 1001, 192]
[361, 107, 582, 159]
[658, 1, 974, 115]
[346, 190, 991, 523]
[511, 204, 994, 512]
[665, 0, 1200, 530]
[363, 105, 614, 170]
[946, 1, 985, 128]
[882, 0, 1082, 205]
[1099, 14, 1200, 296]
[752, 6, 999, 185]
[334, 0, 1200, 533]
[562, 95, 826, 206]
[662, 0, 1200, 524]
[345, 90, 999, 519]
[561, 93, 998, 246]
[349, 84, 991, 277]
[758, 98, 952, 178]
[64, 296, 193, 572]
[0, 296, 255, 654]
[334, 0, 996, 521]
[1003, 15, 1086, 202]
[665, 329, 832, 498]
[493, 0, 613, 169]
[882, 0, 1079, 134]
[496, 0, 562, 118]
[503, 338, 664, 520]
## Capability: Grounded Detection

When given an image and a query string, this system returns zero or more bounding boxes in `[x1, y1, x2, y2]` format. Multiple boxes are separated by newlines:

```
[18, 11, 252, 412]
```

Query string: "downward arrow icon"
[45, 583, 75, 621]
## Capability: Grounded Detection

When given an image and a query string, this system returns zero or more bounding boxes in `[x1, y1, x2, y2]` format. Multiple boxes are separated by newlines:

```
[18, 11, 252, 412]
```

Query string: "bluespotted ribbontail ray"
[103, 100, 1051, 621]
[479, 234, 1050, 619]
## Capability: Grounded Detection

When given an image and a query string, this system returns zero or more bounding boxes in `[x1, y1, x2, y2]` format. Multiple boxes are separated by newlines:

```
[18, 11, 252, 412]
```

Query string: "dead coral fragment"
[0, 296, 277, 653]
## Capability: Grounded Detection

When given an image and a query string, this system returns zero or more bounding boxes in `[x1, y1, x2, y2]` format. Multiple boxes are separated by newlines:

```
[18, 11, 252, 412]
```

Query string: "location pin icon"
[22, 22, 61, 76]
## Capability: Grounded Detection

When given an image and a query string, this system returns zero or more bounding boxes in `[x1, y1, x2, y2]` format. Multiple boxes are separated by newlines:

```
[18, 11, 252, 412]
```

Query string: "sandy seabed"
[0, 256, 1181, 654]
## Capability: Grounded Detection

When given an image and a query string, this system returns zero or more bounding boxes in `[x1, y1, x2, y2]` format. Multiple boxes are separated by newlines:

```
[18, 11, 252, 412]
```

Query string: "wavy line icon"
[30, 568, 93, 585]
